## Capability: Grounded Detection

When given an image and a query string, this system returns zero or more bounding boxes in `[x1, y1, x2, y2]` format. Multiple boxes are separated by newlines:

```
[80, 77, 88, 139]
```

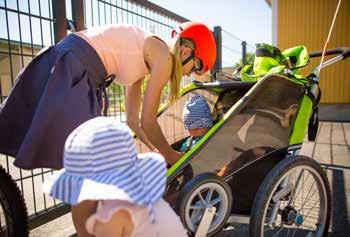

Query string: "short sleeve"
[85, 200, 137, 235]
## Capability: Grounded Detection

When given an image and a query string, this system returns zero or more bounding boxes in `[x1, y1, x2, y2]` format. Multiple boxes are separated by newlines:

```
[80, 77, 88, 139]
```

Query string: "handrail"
[309, 47, 350, 59]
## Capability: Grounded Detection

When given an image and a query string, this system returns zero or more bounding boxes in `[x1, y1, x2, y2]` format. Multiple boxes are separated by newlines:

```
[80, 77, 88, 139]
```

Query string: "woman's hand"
[152, 147, 160, 153]
[166, 150, 184, 166]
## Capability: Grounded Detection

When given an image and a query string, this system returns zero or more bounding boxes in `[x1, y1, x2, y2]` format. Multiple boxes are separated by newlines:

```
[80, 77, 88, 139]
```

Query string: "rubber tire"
[249, 156, 332, 237]
[0, 166, 29, 237]
[175, 173, 233, 237]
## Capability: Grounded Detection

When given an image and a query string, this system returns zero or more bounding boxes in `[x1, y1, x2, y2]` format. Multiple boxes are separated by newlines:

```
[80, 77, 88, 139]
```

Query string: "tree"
[233, 52, 255, 68]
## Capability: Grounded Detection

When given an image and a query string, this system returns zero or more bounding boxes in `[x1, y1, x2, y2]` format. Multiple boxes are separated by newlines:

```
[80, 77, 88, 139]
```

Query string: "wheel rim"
[260, 165, 328, 237]
[184, 182, 229, 233]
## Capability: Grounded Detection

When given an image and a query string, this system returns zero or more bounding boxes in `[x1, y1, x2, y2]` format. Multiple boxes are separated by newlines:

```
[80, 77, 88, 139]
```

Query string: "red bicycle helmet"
[171, 21, 217, 73]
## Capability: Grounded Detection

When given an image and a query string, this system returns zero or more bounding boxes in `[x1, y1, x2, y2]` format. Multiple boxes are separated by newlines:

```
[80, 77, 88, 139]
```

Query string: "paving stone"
[317, 122, 332, 144]
[331, 123, 346, 145]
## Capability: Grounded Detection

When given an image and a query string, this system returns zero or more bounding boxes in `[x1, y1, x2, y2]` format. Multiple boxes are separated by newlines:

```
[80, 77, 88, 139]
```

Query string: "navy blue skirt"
[0, 34, 108, 169]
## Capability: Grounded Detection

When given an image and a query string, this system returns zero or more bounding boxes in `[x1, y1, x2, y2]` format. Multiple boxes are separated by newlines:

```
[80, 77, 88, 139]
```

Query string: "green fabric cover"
[240, 43, 309, 81]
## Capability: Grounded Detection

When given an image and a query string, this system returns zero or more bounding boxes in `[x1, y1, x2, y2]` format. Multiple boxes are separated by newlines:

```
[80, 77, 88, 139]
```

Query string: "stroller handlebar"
[310, 47, 350, 59]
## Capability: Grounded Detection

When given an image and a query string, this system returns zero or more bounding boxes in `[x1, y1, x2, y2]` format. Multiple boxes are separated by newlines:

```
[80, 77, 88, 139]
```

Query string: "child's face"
[189, 127, 209, 137]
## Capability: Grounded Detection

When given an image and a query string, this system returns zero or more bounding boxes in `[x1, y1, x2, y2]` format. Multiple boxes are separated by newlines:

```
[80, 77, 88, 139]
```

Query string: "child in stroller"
[179, 95, 213, 152]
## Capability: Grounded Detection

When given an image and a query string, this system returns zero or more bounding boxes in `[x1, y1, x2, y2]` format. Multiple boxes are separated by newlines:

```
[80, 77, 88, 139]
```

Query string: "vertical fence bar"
[72, 0, 85, 31]
[52, 0, 67, 43]
[241, 41, 247, 65]
[48, 0, 55, 45]
[3, 0, 14, 86]
[213, 26, 222, 77]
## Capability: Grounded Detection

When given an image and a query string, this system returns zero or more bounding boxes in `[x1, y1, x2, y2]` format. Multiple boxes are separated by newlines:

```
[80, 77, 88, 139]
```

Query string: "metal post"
[72, 0, 85, 31]
[213, 26, 222, 77]
[242, 41, 247, 65]
[52, 0, 67, 43]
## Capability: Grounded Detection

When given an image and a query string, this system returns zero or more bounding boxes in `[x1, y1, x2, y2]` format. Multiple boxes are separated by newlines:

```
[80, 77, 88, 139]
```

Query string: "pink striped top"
[86, 199, 188, 237]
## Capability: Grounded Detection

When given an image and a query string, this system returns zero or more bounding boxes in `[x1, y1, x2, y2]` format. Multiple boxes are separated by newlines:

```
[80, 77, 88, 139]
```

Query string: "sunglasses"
[191, 57, 203, 74]
[182, 54, 203, 74]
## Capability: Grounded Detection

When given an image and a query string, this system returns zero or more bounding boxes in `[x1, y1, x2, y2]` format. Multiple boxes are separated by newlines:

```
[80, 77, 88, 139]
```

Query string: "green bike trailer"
[162, 73, 307, 235]
[158, 46, 349, 236]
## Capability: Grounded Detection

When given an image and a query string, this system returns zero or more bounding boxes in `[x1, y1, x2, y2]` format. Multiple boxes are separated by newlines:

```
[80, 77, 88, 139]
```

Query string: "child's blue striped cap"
[43, 117, 166, 220]
[182, 95, 213, 129]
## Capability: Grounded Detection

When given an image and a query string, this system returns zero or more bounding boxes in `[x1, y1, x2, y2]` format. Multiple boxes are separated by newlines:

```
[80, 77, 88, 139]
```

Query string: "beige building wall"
[272, 0, 350, 103]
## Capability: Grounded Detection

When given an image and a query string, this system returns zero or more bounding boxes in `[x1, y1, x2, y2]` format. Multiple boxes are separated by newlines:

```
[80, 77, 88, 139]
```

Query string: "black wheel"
[0, 166, 29, 237]
[175, 173, 232, 236]
[250, 156, 332, 237]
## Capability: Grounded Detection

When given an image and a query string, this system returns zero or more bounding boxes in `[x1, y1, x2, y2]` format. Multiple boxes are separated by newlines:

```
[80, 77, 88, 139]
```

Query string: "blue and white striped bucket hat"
[182, 95, 213, 129]
[43, 117, 166, 208]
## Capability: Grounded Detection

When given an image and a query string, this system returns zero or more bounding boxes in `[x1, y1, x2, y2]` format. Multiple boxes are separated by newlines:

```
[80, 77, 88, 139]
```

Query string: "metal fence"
[216, 27, 255, 73]
[0, 0, 64, 231]
[0, 0, 191, 231]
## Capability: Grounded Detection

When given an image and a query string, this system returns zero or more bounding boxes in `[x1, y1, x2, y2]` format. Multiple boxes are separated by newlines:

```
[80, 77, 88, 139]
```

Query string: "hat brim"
[43, 152, 166, 206]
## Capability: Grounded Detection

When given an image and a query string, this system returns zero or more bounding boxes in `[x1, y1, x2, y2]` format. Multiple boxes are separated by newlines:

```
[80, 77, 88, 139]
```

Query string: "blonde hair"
[168, 38, 195, 103]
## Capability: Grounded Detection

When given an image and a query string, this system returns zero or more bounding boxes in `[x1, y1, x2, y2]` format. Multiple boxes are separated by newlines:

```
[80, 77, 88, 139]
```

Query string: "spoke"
[302, 170, 304, 211]
[190, 209, 198, 220]
[298, 185, 317, 211]
[290, 227, 298, 237]
[198, 192, 206, 205]
[286, 227, 291, 237]
[302, 221, 319, 228]
[205, 188, 214, 204]
[270, 225, 285, 237]
[292, 172, 310, 206]
[190, 203, 204, 210]
[301, 215, 319, 220]
[301, 205, 320, 212]
[293, 176, 316, 211]
[210, 197, 221, 206]
[303, 199, 320, 221]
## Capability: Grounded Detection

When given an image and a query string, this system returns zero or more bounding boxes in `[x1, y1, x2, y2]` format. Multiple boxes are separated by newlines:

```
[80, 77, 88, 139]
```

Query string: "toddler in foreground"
[43, 117, 187, 237]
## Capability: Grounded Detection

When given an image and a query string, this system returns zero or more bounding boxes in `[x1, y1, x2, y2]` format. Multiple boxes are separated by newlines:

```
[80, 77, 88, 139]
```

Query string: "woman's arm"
[141, 37, 182, 164]
[125, 79, 156, 151]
